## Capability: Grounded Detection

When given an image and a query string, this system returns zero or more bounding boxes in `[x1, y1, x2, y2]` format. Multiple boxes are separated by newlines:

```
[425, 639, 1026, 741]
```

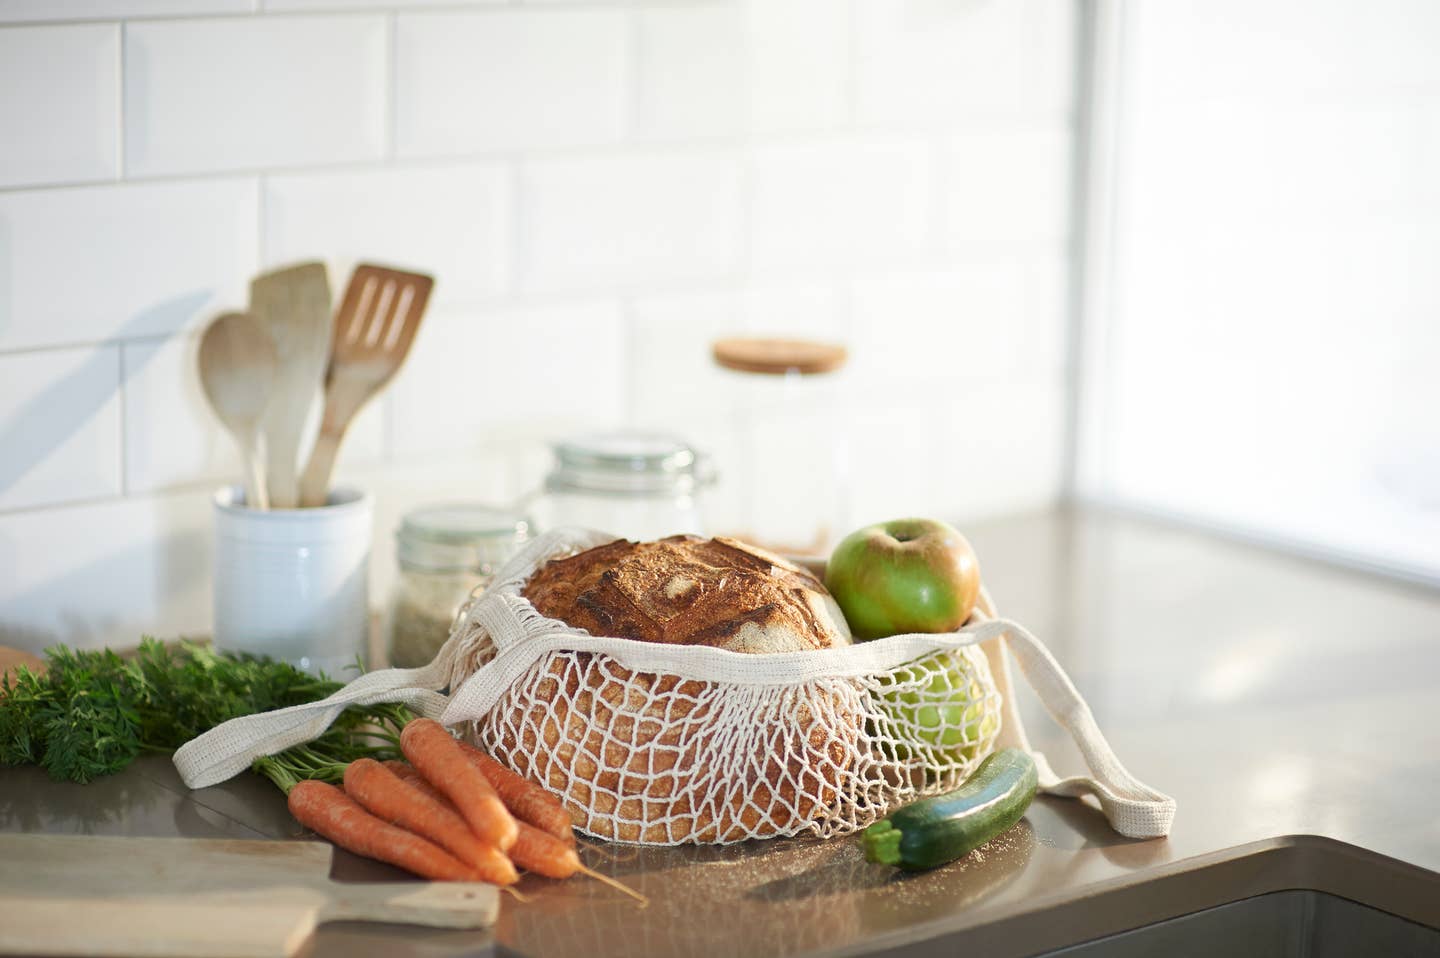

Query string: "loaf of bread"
[522, 535, 852, 653]
[488, 535, 857, 842]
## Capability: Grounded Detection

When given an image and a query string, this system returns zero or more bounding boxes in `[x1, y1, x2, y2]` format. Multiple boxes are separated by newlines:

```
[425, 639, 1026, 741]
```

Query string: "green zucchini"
[863, 747, 1038, 870]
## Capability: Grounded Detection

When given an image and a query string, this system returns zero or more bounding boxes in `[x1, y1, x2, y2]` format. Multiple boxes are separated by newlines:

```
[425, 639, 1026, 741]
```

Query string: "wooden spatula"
[0, 834, 498, 958]
[251, 262, 332, 510]
[298, 264, 434, 508]
[197, 312, 279, 511]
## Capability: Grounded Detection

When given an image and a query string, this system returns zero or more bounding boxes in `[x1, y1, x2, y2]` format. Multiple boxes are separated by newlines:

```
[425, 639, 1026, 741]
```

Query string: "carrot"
[389, 764, 577, 877]
[400, 718, 518, 852]
[388, 760, 451, 803]
[343, 759, 518, 886]
[389, 759, 648, 906]
[287, 779, 481, 883]
[509, 820, 582, 879]
[458, 741, 576, 844]
[513, 821, 648, 904]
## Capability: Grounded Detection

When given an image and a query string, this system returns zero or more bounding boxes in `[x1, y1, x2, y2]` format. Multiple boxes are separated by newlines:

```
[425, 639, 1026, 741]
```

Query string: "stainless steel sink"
[858, 835, 1440, 958]
[1044, 890, 1440, 957]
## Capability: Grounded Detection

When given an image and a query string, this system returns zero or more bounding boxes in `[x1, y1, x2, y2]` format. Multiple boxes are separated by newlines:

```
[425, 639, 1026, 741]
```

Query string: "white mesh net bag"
[175, 527, 1175, 843]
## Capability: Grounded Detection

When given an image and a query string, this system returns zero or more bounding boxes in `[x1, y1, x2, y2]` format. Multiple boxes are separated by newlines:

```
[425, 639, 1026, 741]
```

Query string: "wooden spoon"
[197, 312, 278, 511]
[251, 262, 332, 509]
[298, 265, 434, 507]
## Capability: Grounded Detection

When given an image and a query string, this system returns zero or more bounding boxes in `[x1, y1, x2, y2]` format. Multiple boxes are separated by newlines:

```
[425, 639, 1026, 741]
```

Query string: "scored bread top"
[520, 535, 852, 653]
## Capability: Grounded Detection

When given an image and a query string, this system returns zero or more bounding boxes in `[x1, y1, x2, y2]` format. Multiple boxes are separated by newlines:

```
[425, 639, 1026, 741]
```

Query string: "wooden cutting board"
[0, 645, 45, 683]
[0, 834, 499, 958]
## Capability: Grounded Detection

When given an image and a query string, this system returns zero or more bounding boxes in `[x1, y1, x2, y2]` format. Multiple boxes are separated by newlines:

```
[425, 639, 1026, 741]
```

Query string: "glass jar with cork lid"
[711, 337, 850, 556]
[383, 504, 529, 668]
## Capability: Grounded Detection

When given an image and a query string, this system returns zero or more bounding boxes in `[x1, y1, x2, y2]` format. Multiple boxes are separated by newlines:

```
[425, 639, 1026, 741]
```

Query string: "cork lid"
[711, 337, 848, 376]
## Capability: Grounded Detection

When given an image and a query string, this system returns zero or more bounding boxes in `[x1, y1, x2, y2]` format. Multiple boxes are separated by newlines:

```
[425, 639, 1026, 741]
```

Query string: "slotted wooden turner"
[0, 834, 497, 958]
[298, 264, 434, 507]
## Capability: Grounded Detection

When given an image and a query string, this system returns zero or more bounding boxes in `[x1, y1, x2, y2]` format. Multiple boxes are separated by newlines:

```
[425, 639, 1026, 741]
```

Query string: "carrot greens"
[0, 638, 411, 789]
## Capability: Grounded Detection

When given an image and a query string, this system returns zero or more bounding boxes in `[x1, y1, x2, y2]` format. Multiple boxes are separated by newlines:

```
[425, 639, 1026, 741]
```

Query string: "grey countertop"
[4, 506, 1439, 956]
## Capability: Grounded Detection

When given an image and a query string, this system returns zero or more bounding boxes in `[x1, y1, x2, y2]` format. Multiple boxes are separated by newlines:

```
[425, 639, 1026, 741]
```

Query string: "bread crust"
[490, 535, 856, 842]
[521, 534, 851, 652]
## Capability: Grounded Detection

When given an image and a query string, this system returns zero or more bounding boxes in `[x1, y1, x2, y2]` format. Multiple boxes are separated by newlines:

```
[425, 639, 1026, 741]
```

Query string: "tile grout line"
[116, 344, 129, 497]
[843, 0, 859, 129]
[0, 117, 1061, 197]
[255, 172, 267, 271]
[0, 242, 1061, 362]
[0, 354, 1061, 521]
[0, 0, 710, 28]
[384, 11, 398, 162]
[928, 135, 949, 262]
[116, 21, 127, 180]
[506, 159, 525, 301]
[619, 294, 638, 425]
[1064, 0, 1104, 500]
[733, 0, 755, 291]
[624, 3, 643, 143]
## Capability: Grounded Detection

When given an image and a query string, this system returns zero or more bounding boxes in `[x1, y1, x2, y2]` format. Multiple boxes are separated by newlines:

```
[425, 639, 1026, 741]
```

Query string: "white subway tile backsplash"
[848, 376, 1063, 524]
[0, 0, 250, 21]
[389, 302, 626, 458]
[125, 16, 386, 176]
[327, 395, 388, 473]
[744, 0, 850, 134]
[263, 163, 511, 305]
[1025, 0, 1077, 118]
[628, 282, 845, 487]
[938, 375, 1065, 520]
[846, 391, 941, 523]
[122, 326, 386, 494]
[945, 127, 1071, 252]
[629, 290, 744, 426]
[851, 262, 1065, 387]
[636, 6, 744, 140]
[0, 490, 212, 651]
[121, 334, 237, 495]
[736, 281, 846, 341]
[749, 138, 934, 270]
[0, 0, 1078, 653]
[1025, 256, 1069, 367]
[0, 178, 258, 351]
[0, 346, 122, 512]
[519, 150, 742, 291]
[855, 0, 1028, 126]
[395, 10, 627, 157]
[0, 25, 118, 188]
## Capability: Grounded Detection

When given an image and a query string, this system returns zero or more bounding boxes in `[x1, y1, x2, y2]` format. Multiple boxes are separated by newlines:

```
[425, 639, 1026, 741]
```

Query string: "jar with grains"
[527, 432, 714, 542]
[383, 504, 529, 668]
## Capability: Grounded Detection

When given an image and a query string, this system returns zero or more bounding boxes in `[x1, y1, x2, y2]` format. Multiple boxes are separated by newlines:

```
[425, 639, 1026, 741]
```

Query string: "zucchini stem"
[863, 820, 903, 866]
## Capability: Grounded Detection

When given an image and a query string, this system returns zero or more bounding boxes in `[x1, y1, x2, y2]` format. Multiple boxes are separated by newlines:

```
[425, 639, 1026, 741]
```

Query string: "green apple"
[824, 518, 980, 641]
[875, 651, 999, 763]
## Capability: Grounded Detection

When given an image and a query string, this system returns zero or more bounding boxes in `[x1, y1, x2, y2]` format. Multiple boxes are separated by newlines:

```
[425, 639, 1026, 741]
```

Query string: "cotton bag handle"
[173, 529, 613, 788]
[171, 661, 451, 788]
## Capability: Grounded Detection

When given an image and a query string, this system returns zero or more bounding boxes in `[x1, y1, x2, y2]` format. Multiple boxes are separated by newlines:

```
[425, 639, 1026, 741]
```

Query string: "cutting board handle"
[318, 881, 499, 929]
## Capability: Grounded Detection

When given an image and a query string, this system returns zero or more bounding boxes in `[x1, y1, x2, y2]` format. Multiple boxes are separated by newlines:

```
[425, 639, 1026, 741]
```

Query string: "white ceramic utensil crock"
[212, 485, 372, 675]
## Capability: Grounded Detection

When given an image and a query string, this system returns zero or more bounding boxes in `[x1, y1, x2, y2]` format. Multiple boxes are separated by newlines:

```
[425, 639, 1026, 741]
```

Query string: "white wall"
[1077, 0, 1440, 584]
[0, 0, 1076, 651]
